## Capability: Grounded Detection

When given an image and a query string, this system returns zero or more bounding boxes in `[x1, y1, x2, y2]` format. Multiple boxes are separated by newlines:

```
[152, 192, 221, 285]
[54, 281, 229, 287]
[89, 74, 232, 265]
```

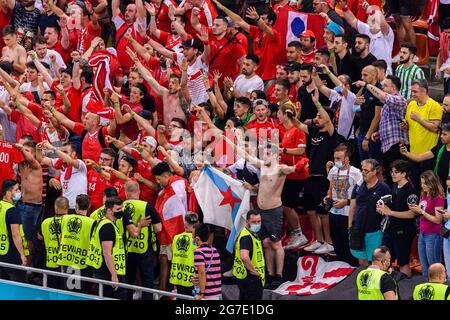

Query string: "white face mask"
[13, 191, 21, 202]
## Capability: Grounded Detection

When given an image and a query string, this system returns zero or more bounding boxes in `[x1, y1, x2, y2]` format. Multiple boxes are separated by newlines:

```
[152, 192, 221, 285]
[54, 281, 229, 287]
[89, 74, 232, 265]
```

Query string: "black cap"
[121, 155, 137, 169]
[183, 38, 204, 52]
[139, 110, 153, 120]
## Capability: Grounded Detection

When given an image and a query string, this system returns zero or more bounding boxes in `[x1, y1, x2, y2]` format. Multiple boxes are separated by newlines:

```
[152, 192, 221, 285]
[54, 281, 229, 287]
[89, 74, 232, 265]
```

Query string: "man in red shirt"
[299, 30, 317, 64]
[176, 0, 217, 40]
[0, 124, 25, 187]
[84, 148, 115, 211]
[191, 13, 246, 88]
[215, 3, 281, 83]
[112, 0, 146, 74]
[98, 155, 138, 201]
[246, 99, 284, 144]
[148, 0, 178, 33]
[50, 108, 116, 163]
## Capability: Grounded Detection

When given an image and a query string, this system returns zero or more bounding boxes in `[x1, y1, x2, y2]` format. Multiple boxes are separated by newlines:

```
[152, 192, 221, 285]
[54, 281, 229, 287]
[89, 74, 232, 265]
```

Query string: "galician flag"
[193, 165, 251, 253]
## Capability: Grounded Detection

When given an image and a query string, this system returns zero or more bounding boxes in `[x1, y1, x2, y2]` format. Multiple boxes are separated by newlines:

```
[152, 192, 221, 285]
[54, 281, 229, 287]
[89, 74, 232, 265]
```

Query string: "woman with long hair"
[409, 170, 444, 276]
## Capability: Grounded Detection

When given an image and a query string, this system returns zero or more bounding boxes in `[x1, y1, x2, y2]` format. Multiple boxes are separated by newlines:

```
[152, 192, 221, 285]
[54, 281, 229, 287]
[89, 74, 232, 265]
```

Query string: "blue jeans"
[357, 131, 382, 162]
[418, 233, 442, 276]
[17, 202, 43, 241]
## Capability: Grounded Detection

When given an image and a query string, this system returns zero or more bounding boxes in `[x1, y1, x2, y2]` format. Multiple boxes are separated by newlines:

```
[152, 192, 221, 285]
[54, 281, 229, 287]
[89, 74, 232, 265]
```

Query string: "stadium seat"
[415, 33, 431, 78]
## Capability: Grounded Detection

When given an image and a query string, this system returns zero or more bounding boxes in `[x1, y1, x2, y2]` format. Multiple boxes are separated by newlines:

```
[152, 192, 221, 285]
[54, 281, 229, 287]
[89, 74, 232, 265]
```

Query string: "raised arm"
[124, 104, 156, 137]
[198, 27, 210, 63]
[58, 17, 70, 50]
[47, 0, 66, 18]
[15, 143, 40, 169]
[179, 58, 191, 105]
[71, 51, 82, 90]
[312, 89, 334, 136]
[246, 6, 273, 37]
[112, 0, 120, 18]
[158, 146, 185, 176]
[14, 99, 40, 128]
[365, 82, 386, 101]
[190, 7, 204, 34]
[146, 3, 161, 38]
[28, 51, 53, 87]
[203, 71, 225, 119]
[321, 64, 350, 97]
[312, 68, 332, 98]
[43, 140, 80, 168]
[126, 47, 168, 97]
[49, 106, 76, 131]
[212, 0, 250, 32]
[135, 0, 146, 20]
[147, 38, 177, 61]
[340, 0, 358, 30]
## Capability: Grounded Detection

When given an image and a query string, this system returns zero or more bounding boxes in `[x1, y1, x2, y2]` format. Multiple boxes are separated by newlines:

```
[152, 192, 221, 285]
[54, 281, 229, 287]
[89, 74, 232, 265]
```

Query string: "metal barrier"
[0, 261, 193, 300]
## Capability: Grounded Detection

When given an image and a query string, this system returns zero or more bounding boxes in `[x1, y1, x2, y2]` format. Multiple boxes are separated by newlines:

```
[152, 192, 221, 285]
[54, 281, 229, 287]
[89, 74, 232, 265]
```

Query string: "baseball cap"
[300, 30, 316, 39]
[122, 155, 137, 169]
[225, 16, 235, 28]
[252, 99, 269, 108]
[142, 136, 157, 149]
[324, 21, 344, 36]
[138, 110, 153, 120]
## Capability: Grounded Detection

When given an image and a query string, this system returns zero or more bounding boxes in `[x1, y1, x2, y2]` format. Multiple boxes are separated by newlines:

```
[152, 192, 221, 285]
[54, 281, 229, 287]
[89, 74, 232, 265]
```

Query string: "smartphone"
[437, 209, 445, 215]
[315, 66, 323, 73]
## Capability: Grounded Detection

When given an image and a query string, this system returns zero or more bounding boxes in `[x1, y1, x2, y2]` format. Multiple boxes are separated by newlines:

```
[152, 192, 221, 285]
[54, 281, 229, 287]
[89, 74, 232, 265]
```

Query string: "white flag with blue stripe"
[193, 165, 251, 253]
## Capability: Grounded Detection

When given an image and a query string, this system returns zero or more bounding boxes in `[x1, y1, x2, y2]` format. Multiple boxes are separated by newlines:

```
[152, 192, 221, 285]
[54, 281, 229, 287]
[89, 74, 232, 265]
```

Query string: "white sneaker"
[223, 269, 234, 277]
[133, 290, 142, 300]
[314, 243, 334, 255]
[303, 240, 323, 252]
[284, 233, 308, 250]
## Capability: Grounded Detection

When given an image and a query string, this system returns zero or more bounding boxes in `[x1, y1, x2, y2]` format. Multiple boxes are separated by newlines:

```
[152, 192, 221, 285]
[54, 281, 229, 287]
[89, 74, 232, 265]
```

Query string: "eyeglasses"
[99, 157, 114, 162]
[362, 169, 374, 174]
[168, 124, 182, 129]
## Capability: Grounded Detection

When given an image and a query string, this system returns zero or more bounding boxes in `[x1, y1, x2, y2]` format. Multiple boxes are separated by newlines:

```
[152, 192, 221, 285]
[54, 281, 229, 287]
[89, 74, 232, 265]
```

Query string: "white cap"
[142, 136, 157, 149]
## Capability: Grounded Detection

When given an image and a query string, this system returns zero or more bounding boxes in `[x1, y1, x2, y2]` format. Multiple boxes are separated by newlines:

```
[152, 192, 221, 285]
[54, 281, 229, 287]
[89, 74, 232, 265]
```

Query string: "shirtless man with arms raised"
[16, 141, 43, 260]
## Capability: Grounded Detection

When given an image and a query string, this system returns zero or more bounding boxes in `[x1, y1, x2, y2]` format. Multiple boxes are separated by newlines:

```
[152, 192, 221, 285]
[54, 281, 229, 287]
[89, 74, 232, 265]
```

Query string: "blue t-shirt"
[352, 180, 391, 233]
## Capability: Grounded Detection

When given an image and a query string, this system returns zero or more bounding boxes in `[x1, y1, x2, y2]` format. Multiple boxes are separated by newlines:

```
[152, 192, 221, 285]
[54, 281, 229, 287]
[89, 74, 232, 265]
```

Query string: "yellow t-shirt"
[406, 98, 443, 154]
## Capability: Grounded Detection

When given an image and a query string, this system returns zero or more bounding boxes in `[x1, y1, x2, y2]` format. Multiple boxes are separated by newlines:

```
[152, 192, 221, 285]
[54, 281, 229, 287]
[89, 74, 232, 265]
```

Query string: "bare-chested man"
[227, 137, 297, 290]
[16, 141, 43, 257]
[1, 25, 27, 75]
[129, 48, 189, 126]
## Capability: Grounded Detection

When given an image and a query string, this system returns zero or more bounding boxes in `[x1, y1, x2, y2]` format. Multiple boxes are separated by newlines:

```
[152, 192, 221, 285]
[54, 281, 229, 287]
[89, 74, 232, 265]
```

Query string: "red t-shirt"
[246, 118, 285, 142]
[114, 13, 146, 73]
[48, 41, 70, 63]
[301, 50, 316, 64]
[207, 29, 246, 87]
[72, 123, 110, 162]
[119, 97, 143, 140]
[52, 81, 82, 122]
[110, 175, 138, 201]
[280, 126, 307, 180]
[129, 149, 158, 204]
[235, 32, 248, 54]
[159, 30, 192, 53]
[10, 102, 43, 142]
[249, 25, 281, 81]
[267, 83, 296, 103]
[0, 141, 24, 186]
[154, 0, 178, 32]
[87, 169, 111, 210]
[183, 0, 217, 41]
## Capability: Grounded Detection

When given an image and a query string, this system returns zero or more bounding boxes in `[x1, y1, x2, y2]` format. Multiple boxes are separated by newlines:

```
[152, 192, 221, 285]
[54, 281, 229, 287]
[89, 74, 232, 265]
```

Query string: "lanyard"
[336, 167, 351, 199]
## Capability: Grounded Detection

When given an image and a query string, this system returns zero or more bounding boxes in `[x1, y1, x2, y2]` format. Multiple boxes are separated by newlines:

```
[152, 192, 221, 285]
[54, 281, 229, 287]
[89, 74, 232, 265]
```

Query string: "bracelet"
[131, 112, 136, 118]
[326, 70, 331, 75]
[206, 88, 213, 93]
[50, 107, 56, 114]
[139, 178, 144, 183]
[139, 147, 144, 153]
[113, 103, 120, 108]
[315, 102, 323, 110]
[418, 118, 424, 125]
[14, 102, 20, 109]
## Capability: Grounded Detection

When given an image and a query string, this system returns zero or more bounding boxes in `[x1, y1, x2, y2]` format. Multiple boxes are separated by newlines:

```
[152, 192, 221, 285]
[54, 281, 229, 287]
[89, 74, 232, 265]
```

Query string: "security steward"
[39, 196, 69, 289]
[413, 263, 450, 300]
[87, 197, 127, 298]
[58, 194, 95, 293]
[233, 210, 266, 300]
[170, 212, 199, 296]
[123, 181, 161, 300]
[356, 246, 398, 300]
[0, 180, 27, 282]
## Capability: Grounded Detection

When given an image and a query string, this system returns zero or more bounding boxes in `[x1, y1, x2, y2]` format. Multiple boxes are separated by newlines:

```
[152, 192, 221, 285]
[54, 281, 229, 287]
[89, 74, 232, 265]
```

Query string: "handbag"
[440, 224, 450, 239]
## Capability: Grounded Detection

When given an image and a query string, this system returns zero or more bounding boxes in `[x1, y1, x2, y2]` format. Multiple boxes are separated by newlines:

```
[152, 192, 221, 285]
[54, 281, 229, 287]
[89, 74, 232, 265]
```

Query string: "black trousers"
[237, 274, 264, 300]
[94, 270, 126, 299]
[329, 214, 358, 267]
[176, 285, 194, 297]
[126, 251, 154, 300]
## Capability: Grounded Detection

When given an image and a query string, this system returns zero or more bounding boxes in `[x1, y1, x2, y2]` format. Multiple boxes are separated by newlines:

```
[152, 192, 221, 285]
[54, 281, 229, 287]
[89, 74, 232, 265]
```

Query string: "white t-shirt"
[327, 166, 363, 216]
[51, 159, 87, 209]
[234, 74, 264, 97]
[27, 49, 67, 78]
[174, 53, 209, 105]
[329, 89, 356, 140]
[19, 82, 50, 98]
[357, 21, 394, 75]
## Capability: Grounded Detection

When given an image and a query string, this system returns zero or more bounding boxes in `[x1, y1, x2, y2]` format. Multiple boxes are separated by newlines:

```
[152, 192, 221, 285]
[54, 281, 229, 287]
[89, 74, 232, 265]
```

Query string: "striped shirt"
[395, 63, 425, 99]
[379, 93, 409, 153]
[194, 245, 221, 299]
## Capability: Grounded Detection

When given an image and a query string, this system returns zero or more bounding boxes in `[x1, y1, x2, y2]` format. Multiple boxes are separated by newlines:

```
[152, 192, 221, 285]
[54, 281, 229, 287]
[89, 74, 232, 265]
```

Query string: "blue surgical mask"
[249, 223, 261, 233]
[13, 191, 21, 202]
[334, 85, 344, 94]
[352, 104, 361, 112]
[335, 161, 344, 169]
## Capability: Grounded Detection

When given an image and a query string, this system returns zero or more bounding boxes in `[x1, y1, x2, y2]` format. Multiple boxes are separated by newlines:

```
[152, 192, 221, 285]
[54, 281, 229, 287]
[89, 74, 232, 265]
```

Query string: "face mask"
[13, 191, 21, 202]
[335, 161, 344, 169]
[334, 85, 344, 94]
[249, 223, 261, 233]
[352, 104, 361, 113]
[113, 210, 123, 219]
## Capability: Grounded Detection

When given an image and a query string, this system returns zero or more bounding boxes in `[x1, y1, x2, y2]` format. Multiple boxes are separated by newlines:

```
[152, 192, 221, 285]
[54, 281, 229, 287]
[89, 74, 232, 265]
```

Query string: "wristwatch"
[206, 88, 213, 93]
[283, 148, 287, 154]
[229, 87, 234, 92]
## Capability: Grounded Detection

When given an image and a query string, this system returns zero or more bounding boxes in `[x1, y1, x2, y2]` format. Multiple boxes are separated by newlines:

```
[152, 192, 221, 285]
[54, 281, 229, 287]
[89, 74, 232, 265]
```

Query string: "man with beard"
[299, 30, 316, 64]
[354, 34, 377, 80]
[5, 0, 40, 51]
[287, 62, 302, 103]
[232, 54, 264, 98]
[395, 44, 425, 99]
